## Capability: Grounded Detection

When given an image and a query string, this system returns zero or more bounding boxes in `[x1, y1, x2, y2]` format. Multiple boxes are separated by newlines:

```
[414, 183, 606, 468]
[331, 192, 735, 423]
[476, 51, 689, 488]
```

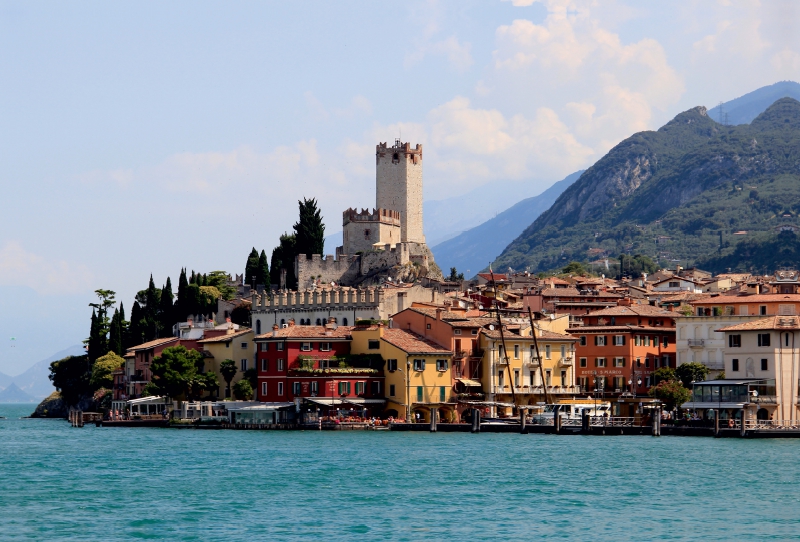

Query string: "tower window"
[364, 229, 370, 239]
[392, 152, 399, 161]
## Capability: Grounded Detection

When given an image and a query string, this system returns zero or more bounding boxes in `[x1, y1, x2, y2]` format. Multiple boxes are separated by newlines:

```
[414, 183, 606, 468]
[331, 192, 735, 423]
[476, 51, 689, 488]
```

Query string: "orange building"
[569, 304, 676, 396]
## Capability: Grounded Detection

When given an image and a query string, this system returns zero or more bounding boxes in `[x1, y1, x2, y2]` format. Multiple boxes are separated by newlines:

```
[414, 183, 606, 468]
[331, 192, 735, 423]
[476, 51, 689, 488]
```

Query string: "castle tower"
[375, 140, 425, 244]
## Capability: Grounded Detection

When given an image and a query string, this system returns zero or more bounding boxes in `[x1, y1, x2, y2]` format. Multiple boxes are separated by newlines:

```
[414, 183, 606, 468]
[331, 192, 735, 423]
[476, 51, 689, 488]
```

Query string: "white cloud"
[0, 241, 94, 295]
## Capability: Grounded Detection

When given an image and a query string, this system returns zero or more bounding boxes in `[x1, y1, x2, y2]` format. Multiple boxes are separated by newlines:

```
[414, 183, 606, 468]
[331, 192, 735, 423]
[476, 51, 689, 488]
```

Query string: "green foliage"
[447, 267, 465, 281]
[652, 367, 676, 385]
[229, 304, 251, 327]
[617, 254, 658, 278]
[677, 304, 694, 317]
[127, 301, 146, 348]
[175, 268, 190, 321]
[219, 359, 237, 398]
[294, 197, 325, 258]
[86, 289, 116, 362]
[207, 271, 237, 300]
[561, 261, 587, 275]
[232, 379, 253, 400]
[244, 368, 258, 389]
[492, 98, 800, 274]
[245, 247, 259, 287]
[675, 362, 710, 388]
[49, 355, 92, 407]
[648, 380, 692, 410]
[270, 233, 297, 289]
[149, 345, 205, 399]
[257, 250, 270, 289]
[158, 277, 174, 338]
[90, 351, 125, 390]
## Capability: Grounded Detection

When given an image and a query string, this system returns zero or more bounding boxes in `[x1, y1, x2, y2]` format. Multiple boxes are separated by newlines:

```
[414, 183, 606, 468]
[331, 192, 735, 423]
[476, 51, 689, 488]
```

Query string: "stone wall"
[342, 208, 401, 255]
[376, 141, 425, 244]
[295, 254, 360, 290]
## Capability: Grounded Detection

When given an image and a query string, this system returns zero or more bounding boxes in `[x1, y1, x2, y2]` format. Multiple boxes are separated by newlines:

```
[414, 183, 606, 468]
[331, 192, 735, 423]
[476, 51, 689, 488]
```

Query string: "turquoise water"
[2, 403, 800, 541]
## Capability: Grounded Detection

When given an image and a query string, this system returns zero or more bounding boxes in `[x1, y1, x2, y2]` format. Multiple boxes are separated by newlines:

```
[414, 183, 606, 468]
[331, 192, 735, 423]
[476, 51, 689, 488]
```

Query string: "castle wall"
[295, 254, 360, 290]
[376, 141, 425, 244]
[343, 219, 400, 255]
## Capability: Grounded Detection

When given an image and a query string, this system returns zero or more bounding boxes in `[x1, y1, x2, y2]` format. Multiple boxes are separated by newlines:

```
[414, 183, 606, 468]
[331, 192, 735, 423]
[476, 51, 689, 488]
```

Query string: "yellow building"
[351, 324, 453, 422]
[197, 327, 255, 398]
[480, 323, 579, 416]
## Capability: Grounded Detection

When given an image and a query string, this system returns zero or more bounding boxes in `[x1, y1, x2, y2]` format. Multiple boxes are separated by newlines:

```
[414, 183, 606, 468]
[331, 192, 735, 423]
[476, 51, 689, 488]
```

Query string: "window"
[320, 342, 331, 352]
[440, 386, 446, 402]
[758, 334, 771, 347]
[595, 358, 606, 368]
[261, 382, 267, 396]
[413, 359, 425, 371]
[417, 386, 423, 402]
[760, 305, 767, 316]
[578, 377, 589, 391]
[471, 329, 478, 335]
[595, 336, 607, 346]
[580, 336, 587, 346]
[436, 359, 448, 372]
[261, 359, 268, 371]
[316, 319, 322, 325]
[788, 333, 791, 347]
[779, 304, 796, 316]
[387, 359, 398, 372]
[241, 342, 248, 349]
[645, 376, 651, 387]
[311, 381, 319, 395]
[338, 381, 351, 395]
[545, 345, 551, 359]
[389, 384, 396, 397]
[561, 345, 566, 358]
[636, 357, 642, 367]
[371, 381, 380, 396]
[761, 359, 768, 371]
[732, 358, 739, 371]
[301, 342, 312, 352]
[356, 381, 365, 395]
[729, 335, 741, 348]
[498, 369, 505, 388]
[545, 370, 552, 387]
[580, 357, 587, 368]
[669, 281, 680, 288]
[292, 382, 301, 395]
[635, 335, 641, 346]
[225, 343, 230, 349]
[277, 359, 285, 371]
[740, 306, 749, 316]
[561, 370, 567, 386]
[256, 320, 261, 335]
[278, 382, 284, 396]
[514, 369, 520, 387]
[342, 318, 348, 326]
[530, 371, 536, 386]
[277, 343, 284, 351]
[662, 336, 668, 348]
[240, 359, 248, 371]
[613, 357, 625, 368]
[260, 343, 269, 352]
[662, 355, 670, 367]
[613, 376, 625, 391]
[454, 329, 462, 335]
[614, 335, 625, 346]
[515, 345, 521, 359]
[644, 336, 651, 347]
[368, 340, 380, 350]
[426, 323, 431, 329]
[645, 358, 650, 368]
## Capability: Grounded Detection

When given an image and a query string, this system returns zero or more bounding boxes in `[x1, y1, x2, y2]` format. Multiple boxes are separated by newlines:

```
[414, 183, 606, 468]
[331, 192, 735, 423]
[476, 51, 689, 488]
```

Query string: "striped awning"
[457, 378, 482, 387]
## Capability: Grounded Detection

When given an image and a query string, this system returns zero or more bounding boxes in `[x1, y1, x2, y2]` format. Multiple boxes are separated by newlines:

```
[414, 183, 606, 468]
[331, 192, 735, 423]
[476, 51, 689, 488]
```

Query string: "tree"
[294, 197, 325, 258]
[257, 250, 270, 289]
[90, 351, 125, 390]
[49, 355, 92, 408]
[143, 274, 161, 340]
[245, 247, 260, 287]
[447, 267, 464, 282]
[207, 271, 237, 300]
[158, 277, 174, 338]
[648, 380, 691, 411]
[271, 233, 297, 289]
[108, 309, 123, 356]
[675, 362, 710, 388]
[244, 367, 258, 390]
[87, 289, 116, 362]
[203, 372, 220, 399]
[86, 309, 103, 362]
[220, 359, 237, 398]
[149, 345, 205, 399]
[127, 301, 146, 349]
[175, 268, 190, 321]
[652, 367, 676, 385]
[233, 379, 253, 400]
[618, 254, 658, 279]
[230, 304, 251, 327]
[677, 304, 694, 317]
[562, 261, 587, 275]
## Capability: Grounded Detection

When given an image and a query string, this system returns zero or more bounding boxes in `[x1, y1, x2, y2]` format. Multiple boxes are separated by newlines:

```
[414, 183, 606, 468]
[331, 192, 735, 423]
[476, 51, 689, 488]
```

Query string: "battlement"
[376, 140, 422, 161]
[251, 287, 385, 313]
[342, 207, 401, 227]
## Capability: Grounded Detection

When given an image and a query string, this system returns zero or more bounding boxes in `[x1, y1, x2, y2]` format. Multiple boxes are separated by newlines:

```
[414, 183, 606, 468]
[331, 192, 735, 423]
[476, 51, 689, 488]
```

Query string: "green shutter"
[594, 358, 598, 367]
[440, 386, 446, 402]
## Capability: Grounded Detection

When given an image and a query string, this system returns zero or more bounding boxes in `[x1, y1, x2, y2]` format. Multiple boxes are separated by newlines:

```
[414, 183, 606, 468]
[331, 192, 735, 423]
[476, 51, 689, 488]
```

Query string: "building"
[351, 323, 453, 423]
[690, 294, 800, 317]
[569, 303, 677, 396]
[196, 326, 255, 398]
[523, 287, 621, 320]
[675, 314, 760, 378]
[375, 140, 424, 244]
[651, 276, 704, 293]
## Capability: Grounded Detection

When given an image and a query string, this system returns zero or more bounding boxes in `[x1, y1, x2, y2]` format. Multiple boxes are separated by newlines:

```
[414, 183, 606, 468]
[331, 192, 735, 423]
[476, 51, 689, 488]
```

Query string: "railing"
[470, 349, 485, 358]
[529, 416, 640, 427]
[526, 357, 541, 367]
[744, 419, 800, 430]
[502, 385, 581, 394]
[558, 356, 573, 367]
[687, 339, 705, 347]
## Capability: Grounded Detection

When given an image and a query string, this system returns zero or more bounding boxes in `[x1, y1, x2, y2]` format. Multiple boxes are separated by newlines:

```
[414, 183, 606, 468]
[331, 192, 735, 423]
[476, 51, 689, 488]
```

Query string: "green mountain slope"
[493, 98, 800, 275]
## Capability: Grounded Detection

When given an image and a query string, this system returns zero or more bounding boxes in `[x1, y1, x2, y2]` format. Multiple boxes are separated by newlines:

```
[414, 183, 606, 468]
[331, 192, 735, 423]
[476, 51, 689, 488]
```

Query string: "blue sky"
[1, 0, 799, 374]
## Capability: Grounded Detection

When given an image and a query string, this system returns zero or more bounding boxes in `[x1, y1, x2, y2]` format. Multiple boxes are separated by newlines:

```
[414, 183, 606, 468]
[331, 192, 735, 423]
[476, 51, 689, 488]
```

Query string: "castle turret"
[376, 140, 424, 244]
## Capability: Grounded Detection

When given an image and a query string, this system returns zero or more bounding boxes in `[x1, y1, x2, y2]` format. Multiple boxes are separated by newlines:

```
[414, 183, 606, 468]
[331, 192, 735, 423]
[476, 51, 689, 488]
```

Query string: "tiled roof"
[478, 273, 508, 281]
[254, 326, 354, 340]
[586, 305, 675, 318]
[482, 329, 578, 341]
[381, 329, 452, 354]
[691, 294, 800, 305]
[658, 292, 712, 303]
[197, 329, 253, 344]
[127, 337, 179, 352]
[717, 316, 800, 332]
[568, 325, 675, 333]
[541, 287, 621, 298]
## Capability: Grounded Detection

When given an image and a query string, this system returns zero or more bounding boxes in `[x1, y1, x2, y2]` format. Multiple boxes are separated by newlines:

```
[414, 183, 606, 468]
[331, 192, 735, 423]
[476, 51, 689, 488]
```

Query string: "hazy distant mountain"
[0, 371, 12, 390]
[431, 170, 583, 276]
[707, 81, 800, 125]
[0, 382, 36, 403]
[10, 344, 85, 399]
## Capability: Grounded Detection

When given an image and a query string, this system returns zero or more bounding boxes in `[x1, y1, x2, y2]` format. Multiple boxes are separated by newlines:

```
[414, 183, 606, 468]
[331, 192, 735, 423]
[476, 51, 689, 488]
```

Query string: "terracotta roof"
[658, 292, 712, 303]
[568, 325, 675, 333]
[254, 326, 354, 340]
[400, 307, 492, 328]
[586, 305, 676, 318]
[380, 329, 452, 354]
[197, 329, 253, 344]
[127, 337, 179, 352]
[482, 329, 577, 341]
[477, 273, 508, 281]
[717, 316, 800, 332]
[691, 294, 800, 305]
[540, 287, 621, 298]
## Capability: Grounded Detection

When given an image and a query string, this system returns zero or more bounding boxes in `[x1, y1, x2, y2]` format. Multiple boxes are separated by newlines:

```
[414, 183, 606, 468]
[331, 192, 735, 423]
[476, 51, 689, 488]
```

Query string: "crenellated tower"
[375, 139, 425, 244]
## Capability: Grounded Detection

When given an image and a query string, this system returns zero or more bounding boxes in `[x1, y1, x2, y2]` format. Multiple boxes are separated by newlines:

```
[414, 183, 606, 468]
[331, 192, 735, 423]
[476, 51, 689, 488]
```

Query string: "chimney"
[436, 308, 442, 321]
[618, 298, 632, 307]
[378, 321, 385, 337]
[272, 324, 279, 337]
[288, 319, 295, 327]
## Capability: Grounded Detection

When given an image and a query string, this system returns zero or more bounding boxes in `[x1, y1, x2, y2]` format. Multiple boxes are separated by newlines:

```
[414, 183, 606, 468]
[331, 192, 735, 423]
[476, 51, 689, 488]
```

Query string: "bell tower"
[375, 139, 425, 244]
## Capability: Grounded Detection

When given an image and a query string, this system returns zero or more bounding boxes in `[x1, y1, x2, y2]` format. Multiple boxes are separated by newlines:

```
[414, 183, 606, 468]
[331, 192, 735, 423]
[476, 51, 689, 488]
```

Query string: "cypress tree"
[294, 198, 325, 257]
[87, 309, 101, 362]
[159, 277, 174, 337]
[144, 274, 161, 340]
[186, 283, 202, 318]
[108, 308, 123, 356]
[270, 246, 282, 286]
[176, 268, 189, 321]
[190, 270, 196, 284]
[271, 233, 297, 290]
[257, 249, 270, 289]
[245, 248, 259, 287]
[118, 302, 129, 352]
[128, 301, 145, 348]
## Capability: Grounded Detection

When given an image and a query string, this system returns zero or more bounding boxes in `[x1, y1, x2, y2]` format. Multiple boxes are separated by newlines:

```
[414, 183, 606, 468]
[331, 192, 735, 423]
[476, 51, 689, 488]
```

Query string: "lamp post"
[627, 374, 642, 398]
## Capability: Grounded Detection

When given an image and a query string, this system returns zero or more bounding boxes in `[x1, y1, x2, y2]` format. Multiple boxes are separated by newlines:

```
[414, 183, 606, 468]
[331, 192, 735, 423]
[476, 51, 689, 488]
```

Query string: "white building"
[675, 315, 761, 378]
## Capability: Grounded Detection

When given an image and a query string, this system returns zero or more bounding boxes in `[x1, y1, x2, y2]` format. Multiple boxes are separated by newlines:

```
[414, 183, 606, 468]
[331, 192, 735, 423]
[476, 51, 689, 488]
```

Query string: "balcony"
[687, 339, 705, 348]
[496, 385, 581, 395]
[526, 357, 542, 367]
[557, 356, 574, 367]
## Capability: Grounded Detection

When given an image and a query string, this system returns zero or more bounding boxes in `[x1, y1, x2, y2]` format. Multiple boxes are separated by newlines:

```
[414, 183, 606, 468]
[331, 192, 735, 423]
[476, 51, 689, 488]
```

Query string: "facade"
[196, 327, 255, 398]
[375, 140, 424, 244]
[114, 337, 180, 400]
[690, 294, 800, 317]
[342, 208, 401, 255]
[651, 277, 704, 293]
[351, 324, 452, 422]
[523, 287, 621, 319]
[570, 304, 676, 396]
[675, 315, 761, 378]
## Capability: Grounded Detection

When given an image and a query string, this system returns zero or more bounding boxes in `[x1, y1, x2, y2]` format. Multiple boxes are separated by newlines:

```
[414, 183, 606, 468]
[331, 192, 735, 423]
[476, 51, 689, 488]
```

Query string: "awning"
[457, 378, 482, 387]
[228, 403, 294, 412]
[304, 397, 386, 406]
[127, 396, 168, 405]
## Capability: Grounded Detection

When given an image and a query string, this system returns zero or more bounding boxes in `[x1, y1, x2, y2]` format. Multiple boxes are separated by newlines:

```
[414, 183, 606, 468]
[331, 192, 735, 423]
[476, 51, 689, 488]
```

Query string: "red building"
[254, 322, 385, 415]
[112, 337, 203, 400]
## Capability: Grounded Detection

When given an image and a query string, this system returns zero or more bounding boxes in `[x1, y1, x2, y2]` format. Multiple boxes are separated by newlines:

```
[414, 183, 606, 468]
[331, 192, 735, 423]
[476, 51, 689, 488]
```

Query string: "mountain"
[493, 97, 800, 275]
[708, 81, 800, 125]
[10, 344, 85, 399]
[0, 371, 12, 391]
[431, 171, 583, 276]
[0, 382, 36, 403]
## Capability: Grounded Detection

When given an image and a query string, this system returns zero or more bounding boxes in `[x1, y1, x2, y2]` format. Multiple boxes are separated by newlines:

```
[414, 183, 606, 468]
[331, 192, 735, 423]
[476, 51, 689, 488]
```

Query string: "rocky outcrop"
[30, 391, 94, 418]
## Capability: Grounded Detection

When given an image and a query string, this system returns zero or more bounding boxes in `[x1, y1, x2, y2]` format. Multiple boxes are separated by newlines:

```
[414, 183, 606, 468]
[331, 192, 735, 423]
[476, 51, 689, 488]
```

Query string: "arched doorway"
[757, 408, 769, 421]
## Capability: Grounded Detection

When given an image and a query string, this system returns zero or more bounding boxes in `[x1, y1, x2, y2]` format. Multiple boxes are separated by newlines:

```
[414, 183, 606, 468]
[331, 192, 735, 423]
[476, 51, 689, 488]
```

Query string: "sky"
[1, 0, 799, 375]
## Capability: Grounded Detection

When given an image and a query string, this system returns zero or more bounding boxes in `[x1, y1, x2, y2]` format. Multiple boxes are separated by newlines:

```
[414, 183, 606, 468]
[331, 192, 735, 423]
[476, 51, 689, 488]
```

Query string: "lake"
[1, 403, 798, 540]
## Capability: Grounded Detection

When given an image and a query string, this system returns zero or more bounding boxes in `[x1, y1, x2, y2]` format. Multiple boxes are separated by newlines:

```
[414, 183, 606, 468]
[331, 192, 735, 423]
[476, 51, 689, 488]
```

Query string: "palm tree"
[220, 359, 237, 399]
